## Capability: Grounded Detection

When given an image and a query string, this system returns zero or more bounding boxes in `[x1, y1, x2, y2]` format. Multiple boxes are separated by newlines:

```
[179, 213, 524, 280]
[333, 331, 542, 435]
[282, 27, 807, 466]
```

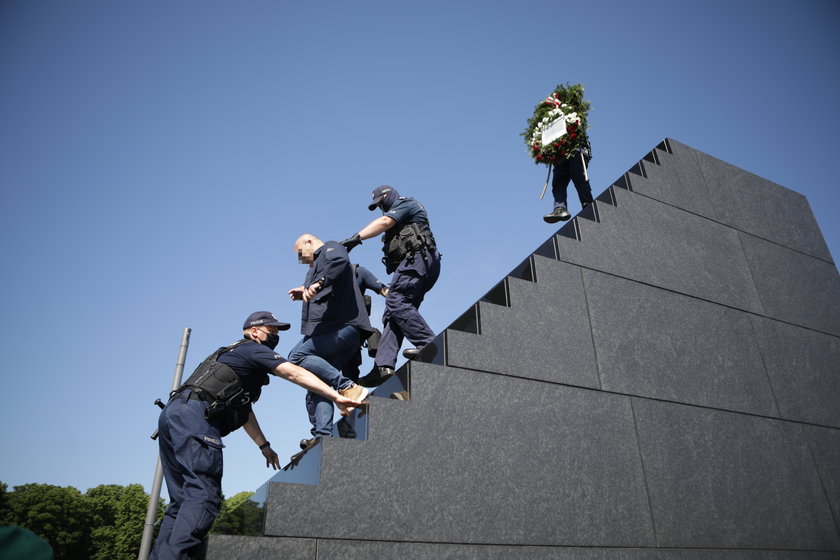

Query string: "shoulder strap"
[205, 339, 250, 363]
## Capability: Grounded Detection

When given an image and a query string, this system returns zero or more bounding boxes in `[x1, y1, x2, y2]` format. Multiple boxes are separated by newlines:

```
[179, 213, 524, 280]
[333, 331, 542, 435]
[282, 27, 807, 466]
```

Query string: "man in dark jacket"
[288, 234, 373, 439]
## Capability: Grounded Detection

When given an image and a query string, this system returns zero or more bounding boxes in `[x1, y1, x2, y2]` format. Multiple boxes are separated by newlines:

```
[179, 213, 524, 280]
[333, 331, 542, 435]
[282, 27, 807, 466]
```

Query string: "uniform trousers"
[375, 249, 441, 368]
[151, 391, 224, 560]
[552, 153, 593, 210]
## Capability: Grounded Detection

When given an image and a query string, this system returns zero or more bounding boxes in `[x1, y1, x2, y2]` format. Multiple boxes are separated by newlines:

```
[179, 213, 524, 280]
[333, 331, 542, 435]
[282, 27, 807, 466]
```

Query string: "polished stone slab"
[265, 363, 654, 547]
[556, 187, 764, 314]
[583, 269, 778, 416]
[625, 140, 711, 218]
[632, 398, 840, 550]
[446, 256, 600, 389]
[750, 316, 840, 427]
[740, 232, 840, 336]
[668, 138, 834, 263]
[204, 534, 314, 559]
[804, 425, 840, 535]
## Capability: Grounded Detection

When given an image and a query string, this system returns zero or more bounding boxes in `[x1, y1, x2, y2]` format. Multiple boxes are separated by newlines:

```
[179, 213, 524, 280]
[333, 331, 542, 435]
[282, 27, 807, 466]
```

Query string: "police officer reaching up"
[151, 311, 364, 560]
[341, 185, 441, 387]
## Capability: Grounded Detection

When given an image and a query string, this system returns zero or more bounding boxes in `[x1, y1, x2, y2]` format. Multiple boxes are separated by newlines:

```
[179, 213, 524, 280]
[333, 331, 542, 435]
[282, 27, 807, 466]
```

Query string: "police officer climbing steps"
[150, 311, 366, 560]
[340, 185, 441, 387]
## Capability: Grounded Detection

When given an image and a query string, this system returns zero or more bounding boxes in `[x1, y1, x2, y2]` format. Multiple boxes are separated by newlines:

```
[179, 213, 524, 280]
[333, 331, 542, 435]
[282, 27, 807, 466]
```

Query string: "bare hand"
[262, 446, 280, 470]
[335, 394, 366, 415]
[302, 283, 320, 302]
[288, 286, 305, 301]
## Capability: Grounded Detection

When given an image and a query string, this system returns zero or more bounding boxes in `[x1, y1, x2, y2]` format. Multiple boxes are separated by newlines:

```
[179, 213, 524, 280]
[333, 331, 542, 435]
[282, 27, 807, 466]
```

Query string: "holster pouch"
[382, 223, 437, 274]
[179, 354, 251, 436]
[365, 327, 382, 358]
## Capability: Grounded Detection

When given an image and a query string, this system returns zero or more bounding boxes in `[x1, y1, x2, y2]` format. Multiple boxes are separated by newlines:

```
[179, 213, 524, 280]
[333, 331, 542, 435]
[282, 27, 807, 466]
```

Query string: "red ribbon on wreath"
[544, 92, 562, 107]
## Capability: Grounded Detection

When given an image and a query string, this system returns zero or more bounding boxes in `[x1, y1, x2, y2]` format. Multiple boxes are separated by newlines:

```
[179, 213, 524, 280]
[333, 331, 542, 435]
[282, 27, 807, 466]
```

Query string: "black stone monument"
[207, 139, 840, 559]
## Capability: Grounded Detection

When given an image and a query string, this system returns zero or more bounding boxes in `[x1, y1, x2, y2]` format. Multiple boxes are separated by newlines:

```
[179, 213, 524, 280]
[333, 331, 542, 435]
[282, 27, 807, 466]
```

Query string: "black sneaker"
[402, 347, 422, 359]
[403, 341, 437, 361]
[543, 207, 571, 223]
[299, 437, 318, 450]
[357, 366, 395, 387]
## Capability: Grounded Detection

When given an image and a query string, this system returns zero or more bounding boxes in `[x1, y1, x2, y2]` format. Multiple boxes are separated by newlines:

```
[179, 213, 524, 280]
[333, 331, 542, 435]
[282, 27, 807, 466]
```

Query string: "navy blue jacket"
[300, 241, 373, 336]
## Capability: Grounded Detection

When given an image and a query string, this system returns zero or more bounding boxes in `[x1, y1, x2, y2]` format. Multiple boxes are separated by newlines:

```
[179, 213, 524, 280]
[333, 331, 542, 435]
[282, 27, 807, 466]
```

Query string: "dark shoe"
[357, 366, 395, 387]
[402, 347, 422, 360]
[403, 341, 437, 361]
[299, 437, 318, 450]
[543, 207, 571, 223]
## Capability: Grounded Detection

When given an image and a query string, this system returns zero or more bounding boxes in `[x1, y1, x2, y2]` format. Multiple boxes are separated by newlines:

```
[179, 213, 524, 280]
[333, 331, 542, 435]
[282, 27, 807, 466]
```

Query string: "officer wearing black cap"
[151, 311, 364, 560]
[340, 185, 441, 387]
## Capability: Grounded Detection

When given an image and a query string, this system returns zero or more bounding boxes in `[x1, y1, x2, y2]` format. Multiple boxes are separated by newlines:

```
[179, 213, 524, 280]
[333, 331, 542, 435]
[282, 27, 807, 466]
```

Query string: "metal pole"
[138, 327, 191, 560]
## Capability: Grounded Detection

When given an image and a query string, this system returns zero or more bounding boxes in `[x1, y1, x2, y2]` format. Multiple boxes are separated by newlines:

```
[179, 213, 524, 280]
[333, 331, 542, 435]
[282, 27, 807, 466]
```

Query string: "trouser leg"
[290, 326, 362, 437]
[151, 397, 223, 560]
[375, 252, 440, 368]
[551, 161, 571, 209]
[568, 153, 593, 205]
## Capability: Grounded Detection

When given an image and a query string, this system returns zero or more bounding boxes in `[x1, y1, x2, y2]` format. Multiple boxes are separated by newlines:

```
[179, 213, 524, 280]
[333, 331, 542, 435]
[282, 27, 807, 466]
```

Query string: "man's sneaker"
[338, 383, 370, 416]
[357, 366, 395, 388]
[543, 207, 571, 223]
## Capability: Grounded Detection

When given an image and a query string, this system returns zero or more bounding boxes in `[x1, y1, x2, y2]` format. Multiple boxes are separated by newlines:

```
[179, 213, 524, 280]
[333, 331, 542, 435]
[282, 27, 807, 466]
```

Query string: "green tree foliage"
[0, 481, 165, 560]
[3, 483, 92, 559]
[210, 491, 263, 536]
[0, 482, 9, 524]
[87, 484, 161, 560]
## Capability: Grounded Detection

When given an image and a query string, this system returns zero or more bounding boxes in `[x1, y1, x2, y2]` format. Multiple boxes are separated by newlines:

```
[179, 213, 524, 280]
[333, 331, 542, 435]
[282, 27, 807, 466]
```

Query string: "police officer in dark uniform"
[334, 264, 388, 441]
[151, 311, 364, 560]
[345, 263, 388, 380]
[544, 141, 593, 223]
[340, 185, 441, 387]
[288, 235, 372, 440]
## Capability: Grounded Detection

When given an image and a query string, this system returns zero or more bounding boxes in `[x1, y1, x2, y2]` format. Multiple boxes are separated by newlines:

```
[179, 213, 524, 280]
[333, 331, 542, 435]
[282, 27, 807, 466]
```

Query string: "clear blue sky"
[1, 1, 838, 499]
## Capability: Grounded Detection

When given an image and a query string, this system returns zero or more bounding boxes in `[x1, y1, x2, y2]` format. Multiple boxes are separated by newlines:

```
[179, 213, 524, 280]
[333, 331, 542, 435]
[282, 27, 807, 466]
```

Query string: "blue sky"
[1, 1, 838, 499]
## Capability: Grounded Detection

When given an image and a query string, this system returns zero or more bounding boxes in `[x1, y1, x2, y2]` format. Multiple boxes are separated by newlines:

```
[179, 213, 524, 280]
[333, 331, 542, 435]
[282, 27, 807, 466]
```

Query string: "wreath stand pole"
[539, 164, 552, 200]
[581, 151, 589, 181]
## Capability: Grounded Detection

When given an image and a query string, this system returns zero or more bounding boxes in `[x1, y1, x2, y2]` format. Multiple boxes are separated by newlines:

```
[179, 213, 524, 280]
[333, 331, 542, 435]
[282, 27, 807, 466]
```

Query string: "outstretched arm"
[358, 216, 397, 240]
[273, 362, 364, 414]
[242, 411, 280, 469]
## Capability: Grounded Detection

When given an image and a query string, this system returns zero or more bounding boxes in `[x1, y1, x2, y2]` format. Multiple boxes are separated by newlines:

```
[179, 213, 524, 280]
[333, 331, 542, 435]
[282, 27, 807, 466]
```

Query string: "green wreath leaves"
[522, 83, 591, 165]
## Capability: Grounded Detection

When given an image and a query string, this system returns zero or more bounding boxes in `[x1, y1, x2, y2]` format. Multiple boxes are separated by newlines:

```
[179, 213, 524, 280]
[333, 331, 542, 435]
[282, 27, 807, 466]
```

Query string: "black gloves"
[340, 234, 362, 252]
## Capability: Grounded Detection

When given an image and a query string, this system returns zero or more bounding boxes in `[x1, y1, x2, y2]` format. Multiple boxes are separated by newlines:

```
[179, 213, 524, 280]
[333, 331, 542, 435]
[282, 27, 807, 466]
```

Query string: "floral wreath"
[522, 83, 591, 164]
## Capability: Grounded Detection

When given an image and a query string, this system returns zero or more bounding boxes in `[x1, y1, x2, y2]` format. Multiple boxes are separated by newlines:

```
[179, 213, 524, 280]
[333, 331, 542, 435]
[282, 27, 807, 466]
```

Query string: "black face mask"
[262, 332, 279, 350]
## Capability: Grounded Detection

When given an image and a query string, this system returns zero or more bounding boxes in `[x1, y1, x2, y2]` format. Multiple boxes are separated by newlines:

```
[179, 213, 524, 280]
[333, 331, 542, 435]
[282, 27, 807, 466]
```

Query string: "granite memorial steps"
[266, 147, 648, 474]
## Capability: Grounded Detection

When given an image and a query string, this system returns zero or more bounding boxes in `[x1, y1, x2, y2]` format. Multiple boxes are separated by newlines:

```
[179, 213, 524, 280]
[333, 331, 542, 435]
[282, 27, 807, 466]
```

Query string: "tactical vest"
[382, 222, 437, 274]
[176, 340, 254, 437]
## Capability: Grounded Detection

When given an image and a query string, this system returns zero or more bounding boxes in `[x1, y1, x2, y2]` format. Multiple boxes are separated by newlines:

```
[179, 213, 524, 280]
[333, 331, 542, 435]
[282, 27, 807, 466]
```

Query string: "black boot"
[358, 366, 395, 387]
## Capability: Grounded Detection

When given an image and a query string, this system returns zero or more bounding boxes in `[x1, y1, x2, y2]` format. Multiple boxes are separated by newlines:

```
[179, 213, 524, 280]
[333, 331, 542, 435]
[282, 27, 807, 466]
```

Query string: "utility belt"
[173, 340, 252, 437]
[382, 223, 437, 274]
